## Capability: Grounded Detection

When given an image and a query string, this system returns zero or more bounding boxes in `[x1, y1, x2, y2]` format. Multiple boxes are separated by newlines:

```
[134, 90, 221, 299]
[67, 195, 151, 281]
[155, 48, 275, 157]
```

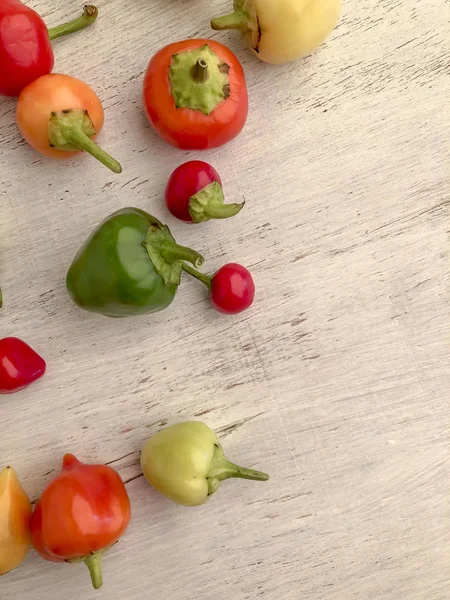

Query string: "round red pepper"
[165, 160, 244, 223]
[31, 454, 131, 590]
[0, 3, 98, 97]
[182, 262, 255, 314]
[0, 337, 46, 394]
[210, 263, 255, 314]
[143, 39, 248, 150]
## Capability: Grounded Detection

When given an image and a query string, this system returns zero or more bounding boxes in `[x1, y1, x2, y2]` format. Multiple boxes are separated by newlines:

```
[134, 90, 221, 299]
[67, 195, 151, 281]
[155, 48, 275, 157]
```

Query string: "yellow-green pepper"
[211, 0, 341, 65]
[140, 421, 269, 506]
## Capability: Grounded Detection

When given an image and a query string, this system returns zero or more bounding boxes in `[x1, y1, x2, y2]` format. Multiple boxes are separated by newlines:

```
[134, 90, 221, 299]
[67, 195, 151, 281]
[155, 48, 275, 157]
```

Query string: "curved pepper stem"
[188, 181, 244, 223]
[143, 221, 204, 287]
[83, 552, 103, 590]
[48, 109, 122, 174]
[211, 0, 255, 31]
[207, 444, 269, 496]
[181, 262, 212, 290]
[48, 5, 98, 41]
[159, 241, 204, 268]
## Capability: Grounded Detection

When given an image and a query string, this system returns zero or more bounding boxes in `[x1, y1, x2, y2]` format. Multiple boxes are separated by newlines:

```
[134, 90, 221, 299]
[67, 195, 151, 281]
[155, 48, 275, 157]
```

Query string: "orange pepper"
[0, 467, 32, 576]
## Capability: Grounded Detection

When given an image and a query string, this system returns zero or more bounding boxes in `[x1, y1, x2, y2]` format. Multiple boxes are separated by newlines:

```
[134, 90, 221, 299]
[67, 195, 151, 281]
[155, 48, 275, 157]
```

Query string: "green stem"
[83, 552, 103, 590]
[192, 58, 209, 83]
[0, 287, 2, 308]
[188, 181, 244, 223]
[182, 262, 212, 289]
[159, 242, 204, 268]
[48, 109, 122, 173]
[48, 5, 98, 41]
[63, 127, 122, 174]
[211, 10, 250, 31]
[203, 200, 245, 220]
[214, 458, 269, 481]
[207, 444, 269, 496]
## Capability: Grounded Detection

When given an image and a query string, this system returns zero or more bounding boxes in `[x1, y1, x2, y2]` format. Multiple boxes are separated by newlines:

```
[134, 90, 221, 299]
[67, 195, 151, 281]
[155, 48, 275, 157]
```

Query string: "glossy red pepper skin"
[0, 337, 46, 394]
[210, 263, 255, 314]
[0, 0, 54, 97]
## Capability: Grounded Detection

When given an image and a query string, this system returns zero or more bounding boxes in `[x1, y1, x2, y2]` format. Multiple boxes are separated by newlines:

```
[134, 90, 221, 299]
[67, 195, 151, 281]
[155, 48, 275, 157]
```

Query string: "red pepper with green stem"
[143, 39, 248, 150]
[165, 161, 245, 223]
[0, 3, 98, 97]
[31, 454, 131, 590]
[183, 262, 255, 314]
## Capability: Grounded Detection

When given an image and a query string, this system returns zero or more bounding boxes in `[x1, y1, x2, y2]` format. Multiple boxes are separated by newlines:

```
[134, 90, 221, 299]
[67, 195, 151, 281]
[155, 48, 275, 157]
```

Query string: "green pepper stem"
[192, 58, 209, 83]
[63, 127, 122, 174]
[0, 287, 2, 308]
[215, 458, 269, 481]
[48, 5, 98, 41]
[211, 10, 250, 31]
[203, 200, 245, 220]
[48, 109, 122, 173]
[83, 552, 103, 590]
[208, 444, 269, 496]
[159, 242, 204, 268]
[182, 262, 212, 289]
[188, 181, 244, 223]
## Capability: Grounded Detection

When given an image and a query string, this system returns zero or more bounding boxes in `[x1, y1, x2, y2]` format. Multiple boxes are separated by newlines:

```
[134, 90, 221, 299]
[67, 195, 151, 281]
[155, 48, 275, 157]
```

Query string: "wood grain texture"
[0, 0, 449, 598]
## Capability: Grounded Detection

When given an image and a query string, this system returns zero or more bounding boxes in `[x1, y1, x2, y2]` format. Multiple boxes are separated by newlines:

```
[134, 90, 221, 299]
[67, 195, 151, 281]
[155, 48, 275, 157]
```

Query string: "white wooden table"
[1, 1, 449, 598]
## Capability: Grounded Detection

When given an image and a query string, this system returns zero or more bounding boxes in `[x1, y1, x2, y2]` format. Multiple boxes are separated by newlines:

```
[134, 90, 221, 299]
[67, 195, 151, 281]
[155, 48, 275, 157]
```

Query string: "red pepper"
[143, 39, 248, 150]
[0, 337, 46, 394]
[165, 160, 244, 223]
[209, 263, 255, 314]
[182, 262, 256, 314]
[31, 454, 131, 590]
[0, 3, 98, 97]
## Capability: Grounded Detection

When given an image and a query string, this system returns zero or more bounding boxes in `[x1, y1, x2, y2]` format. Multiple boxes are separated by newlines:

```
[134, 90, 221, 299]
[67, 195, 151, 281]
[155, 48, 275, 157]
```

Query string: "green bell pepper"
[140, 421, 269, 506]
[66, 208, 204, 317]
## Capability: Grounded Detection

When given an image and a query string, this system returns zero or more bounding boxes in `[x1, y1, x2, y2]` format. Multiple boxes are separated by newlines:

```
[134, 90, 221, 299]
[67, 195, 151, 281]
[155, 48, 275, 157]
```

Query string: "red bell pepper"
[0, 338, 46, 394]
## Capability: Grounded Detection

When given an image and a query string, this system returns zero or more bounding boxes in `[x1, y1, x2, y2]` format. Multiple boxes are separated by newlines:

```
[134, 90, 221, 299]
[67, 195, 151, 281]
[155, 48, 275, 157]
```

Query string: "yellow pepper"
[140, 421, 269, 506]
[0, 466, 32, 576]
[211, 0, 341, 65]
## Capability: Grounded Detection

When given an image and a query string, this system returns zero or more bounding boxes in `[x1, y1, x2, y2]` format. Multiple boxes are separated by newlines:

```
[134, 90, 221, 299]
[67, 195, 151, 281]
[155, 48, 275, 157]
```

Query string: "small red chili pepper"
[182, 262, 255, 314]
[0, 337, 46, 394]
[165, 160, 244, 223]
[0, 3, 98, 97]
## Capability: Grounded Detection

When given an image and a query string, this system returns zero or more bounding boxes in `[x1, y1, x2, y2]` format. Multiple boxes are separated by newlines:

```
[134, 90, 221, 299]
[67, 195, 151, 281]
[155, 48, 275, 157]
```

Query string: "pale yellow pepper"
[211, 0, 341, 65]
[140, 421, 269, 506]
[0, 467, 32, 576]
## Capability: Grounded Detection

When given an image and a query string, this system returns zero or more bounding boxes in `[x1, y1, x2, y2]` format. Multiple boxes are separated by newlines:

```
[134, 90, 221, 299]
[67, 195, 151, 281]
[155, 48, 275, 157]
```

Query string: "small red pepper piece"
[0, 338, 46, 394]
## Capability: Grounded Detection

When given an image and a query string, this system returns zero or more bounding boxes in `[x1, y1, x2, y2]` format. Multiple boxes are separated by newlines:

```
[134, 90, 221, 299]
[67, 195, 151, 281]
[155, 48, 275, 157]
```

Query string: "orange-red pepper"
[31, 454, 131, 589]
